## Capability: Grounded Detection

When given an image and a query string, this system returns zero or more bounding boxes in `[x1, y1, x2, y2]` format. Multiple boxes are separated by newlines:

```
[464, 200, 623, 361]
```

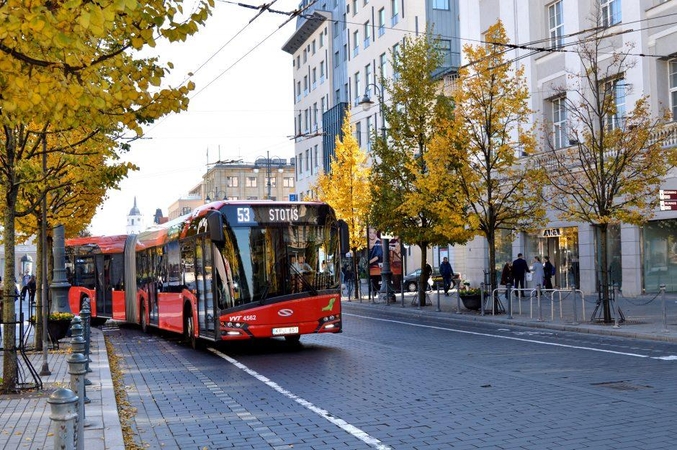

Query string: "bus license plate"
[272, 326, 299, 336]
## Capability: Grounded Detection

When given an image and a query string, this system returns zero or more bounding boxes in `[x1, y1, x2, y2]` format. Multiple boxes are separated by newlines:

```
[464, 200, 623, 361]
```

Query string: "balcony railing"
[532, 121, 677, 171]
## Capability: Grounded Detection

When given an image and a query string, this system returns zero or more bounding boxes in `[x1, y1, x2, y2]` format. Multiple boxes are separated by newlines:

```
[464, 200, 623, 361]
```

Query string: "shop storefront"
[525, 227, 580, 289]
[643, 219, 677, 292]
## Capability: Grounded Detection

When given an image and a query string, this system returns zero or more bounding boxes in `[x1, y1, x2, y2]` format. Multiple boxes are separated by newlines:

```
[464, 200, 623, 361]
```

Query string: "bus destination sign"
[227, 205, 317, 225]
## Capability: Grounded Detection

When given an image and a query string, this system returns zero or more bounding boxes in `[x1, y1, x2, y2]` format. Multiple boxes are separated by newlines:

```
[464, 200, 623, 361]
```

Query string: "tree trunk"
[351, 247, 359, 301]
[418, 242, 429, 306]
[599, 224, 612, 323]
[487, 229, 497, 295]
[34, 227, 44, 351]
[2, 175, 19, 393]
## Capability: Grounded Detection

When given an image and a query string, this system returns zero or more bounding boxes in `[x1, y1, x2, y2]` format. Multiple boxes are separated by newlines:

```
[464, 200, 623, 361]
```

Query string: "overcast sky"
[88, 0, 300, 236]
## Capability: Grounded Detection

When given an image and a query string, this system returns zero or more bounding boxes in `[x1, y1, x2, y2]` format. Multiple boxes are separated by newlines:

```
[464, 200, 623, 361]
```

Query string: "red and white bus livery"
[66, 200, 342, 346]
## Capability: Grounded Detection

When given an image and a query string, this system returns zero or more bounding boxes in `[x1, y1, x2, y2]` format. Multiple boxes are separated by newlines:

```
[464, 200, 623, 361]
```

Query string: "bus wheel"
[184, 312, 197, 349]
[140, 305, 148, 333]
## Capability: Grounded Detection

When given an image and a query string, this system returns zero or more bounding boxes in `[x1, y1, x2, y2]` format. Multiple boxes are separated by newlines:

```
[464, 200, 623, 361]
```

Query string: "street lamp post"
[359, 84, 395, 302]
[253, 151, 284, 199]
[205, 188, 227, 203]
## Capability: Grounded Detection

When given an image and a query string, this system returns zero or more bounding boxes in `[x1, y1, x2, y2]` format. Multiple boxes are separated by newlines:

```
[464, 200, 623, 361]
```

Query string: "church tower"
[126, 197, 144, 235]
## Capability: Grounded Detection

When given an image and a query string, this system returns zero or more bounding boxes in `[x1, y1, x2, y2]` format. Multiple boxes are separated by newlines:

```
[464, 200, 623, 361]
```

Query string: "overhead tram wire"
[124, 1, 310, 142]
[190, 1, 315, 99]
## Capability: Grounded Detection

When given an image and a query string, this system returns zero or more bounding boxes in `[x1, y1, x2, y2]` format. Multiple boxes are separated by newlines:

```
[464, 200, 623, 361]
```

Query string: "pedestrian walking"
[500, 261, 513, 286]
[532, 256, 545, 289]
[342, 264, 354, 298]
[512, 253, 530, 297]
[439, 257, 454, 296]
[543, 256, 555, 290]
[28, 275, 37, 304]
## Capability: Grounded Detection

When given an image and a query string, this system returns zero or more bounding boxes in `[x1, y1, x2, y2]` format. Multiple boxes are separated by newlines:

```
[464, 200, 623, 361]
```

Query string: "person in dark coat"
[439, 257, 454, 296]
[543, 256, 554, 290]
[28, 275, 37, 304]
[512, 253, 530, 298]
[500, 262, 513, 286]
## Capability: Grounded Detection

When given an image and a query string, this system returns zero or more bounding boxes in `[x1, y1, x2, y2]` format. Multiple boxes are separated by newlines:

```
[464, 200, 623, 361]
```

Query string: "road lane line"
[345, 313, 676, 360]
[209, 348, 392, 450]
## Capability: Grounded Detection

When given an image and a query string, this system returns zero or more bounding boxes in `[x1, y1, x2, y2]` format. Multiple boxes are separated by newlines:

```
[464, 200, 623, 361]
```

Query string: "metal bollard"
[537, 285, 543, 321]
[612, 283, 620, 329]
[571, 286, 579, 325]
[480, 282, 485, 316]
[660, 284, 668, 333]
[80, 300, 92, 373]
[48, 388, 78, 450]
[68, 353, 87, 450]
[70, 323, 90, 404]
[506, 283, 513, 319]
[436, 283, 441, 312]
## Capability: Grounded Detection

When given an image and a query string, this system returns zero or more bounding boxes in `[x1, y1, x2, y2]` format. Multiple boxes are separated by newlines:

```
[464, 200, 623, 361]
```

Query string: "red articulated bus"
[65, 234, 131, 325]
[66, 200, 342, 346]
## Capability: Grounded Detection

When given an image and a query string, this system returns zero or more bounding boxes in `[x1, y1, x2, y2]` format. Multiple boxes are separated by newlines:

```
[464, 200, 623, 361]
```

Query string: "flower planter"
[460, 294, 483, 311]
[47, 319, 71, 342]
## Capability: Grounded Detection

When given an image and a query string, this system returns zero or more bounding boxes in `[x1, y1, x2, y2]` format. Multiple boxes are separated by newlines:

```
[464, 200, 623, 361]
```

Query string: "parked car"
[403, 268, 444, 292]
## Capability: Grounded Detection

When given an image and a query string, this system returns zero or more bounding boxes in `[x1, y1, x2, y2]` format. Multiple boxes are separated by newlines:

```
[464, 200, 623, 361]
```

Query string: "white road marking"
[209, 348, 392, 450]
[345, 313, 676, 361]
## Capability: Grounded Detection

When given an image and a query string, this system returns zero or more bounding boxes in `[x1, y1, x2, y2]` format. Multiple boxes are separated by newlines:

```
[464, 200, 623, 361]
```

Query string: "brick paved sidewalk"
[0, 327, 123, 450]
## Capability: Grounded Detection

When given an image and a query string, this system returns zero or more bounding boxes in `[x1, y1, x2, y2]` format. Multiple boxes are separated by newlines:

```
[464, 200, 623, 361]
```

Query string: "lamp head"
[359, 93, 374, 112]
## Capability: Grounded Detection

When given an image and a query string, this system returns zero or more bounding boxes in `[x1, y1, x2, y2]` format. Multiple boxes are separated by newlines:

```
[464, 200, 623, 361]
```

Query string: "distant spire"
[128, 196, 141, 216]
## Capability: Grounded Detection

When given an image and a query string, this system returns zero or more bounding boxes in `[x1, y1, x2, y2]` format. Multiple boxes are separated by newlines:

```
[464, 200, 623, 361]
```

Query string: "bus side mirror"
[207, 212, 225, 243]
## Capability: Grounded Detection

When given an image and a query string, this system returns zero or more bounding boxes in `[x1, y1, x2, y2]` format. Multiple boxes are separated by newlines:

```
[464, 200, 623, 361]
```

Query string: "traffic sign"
[659, 189, 677, 200]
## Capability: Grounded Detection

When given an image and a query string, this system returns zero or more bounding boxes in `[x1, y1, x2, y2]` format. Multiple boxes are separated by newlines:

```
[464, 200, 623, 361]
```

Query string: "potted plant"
[459, 286, 483, 310]
[30, 312, 75, 342]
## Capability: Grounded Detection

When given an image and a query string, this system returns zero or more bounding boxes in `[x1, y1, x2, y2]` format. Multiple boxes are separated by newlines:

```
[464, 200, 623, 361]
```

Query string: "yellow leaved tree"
[430, 21, 547, 294]
[0, 0, 213, 393]
[314, 110, 371, 299]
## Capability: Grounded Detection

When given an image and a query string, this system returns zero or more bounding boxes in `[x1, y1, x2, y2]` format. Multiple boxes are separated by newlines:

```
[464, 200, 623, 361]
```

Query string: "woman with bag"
[532, 256, 545, 289]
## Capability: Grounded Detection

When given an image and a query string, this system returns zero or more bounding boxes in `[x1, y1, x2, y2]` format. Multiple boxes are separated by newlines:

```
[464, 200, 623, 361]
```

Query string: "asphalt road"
[104, 304, 677, 449]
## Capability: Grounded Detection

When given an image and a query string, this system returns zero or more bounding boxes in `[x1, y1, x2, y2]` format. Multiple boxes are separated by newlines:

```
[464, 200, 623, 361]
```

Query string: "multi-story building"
[457, 0, 677, 295]
[283, 0, 461, 274]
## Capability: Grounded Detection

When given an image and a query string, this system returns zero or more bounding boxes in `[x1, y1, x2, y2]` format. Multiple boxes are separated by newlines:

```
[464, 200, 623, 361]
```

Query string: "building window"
[353, 71, 361, 106]
[227, 176, 239, 187]
[548, 1, 564, 49]
[379, 52, 387, 80]
[392, 43, 400, 78]
[605, 77, 626, 130]
[283, 177, 295, 188]
[552, 97, 567, 149]
[600, 0, 621, 27]
[312, 39, 316, 54]
[353, 30, 359, 57]
[433, 0, 449, 10]
[378, 8, 386, 37]
[303, 48, 307, 63]
[391, 0, 399, 26]
[334, 50, 339, 68]
[366, 115, 373, 151]
[312, 68, 317, 89]
[352, 0, 358, 15]
[246, 177, 257, 188]
[320, 60, 325, 82]
[364, 21, 371, 48]
[320, 32, 324, 48]
[670, 59, 677, 121]
[355, 121, 362, 147]
[437, 39, 452, 68]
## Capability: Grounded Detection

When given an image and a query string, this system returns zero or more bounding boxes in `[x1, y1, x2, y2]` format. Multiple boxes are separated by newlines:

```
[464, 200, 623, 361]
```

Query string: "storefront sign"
[542, 228, 561, 237]
[660, 200, 677, 211]
[659, 189, 677, 200]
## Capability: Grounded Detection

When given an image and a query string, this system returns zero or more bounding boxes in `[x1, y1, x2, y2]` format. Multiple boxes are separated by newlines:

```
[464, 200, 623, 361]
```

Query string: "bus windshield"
[219, 221, 340, 306]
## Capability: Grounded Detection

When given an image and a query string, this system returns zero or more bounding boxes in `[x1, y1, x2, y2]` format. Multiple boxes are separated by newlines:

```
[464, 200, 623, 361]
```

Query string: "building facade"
[283, 0, 460, 200]
[455, 0, 677, 295]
